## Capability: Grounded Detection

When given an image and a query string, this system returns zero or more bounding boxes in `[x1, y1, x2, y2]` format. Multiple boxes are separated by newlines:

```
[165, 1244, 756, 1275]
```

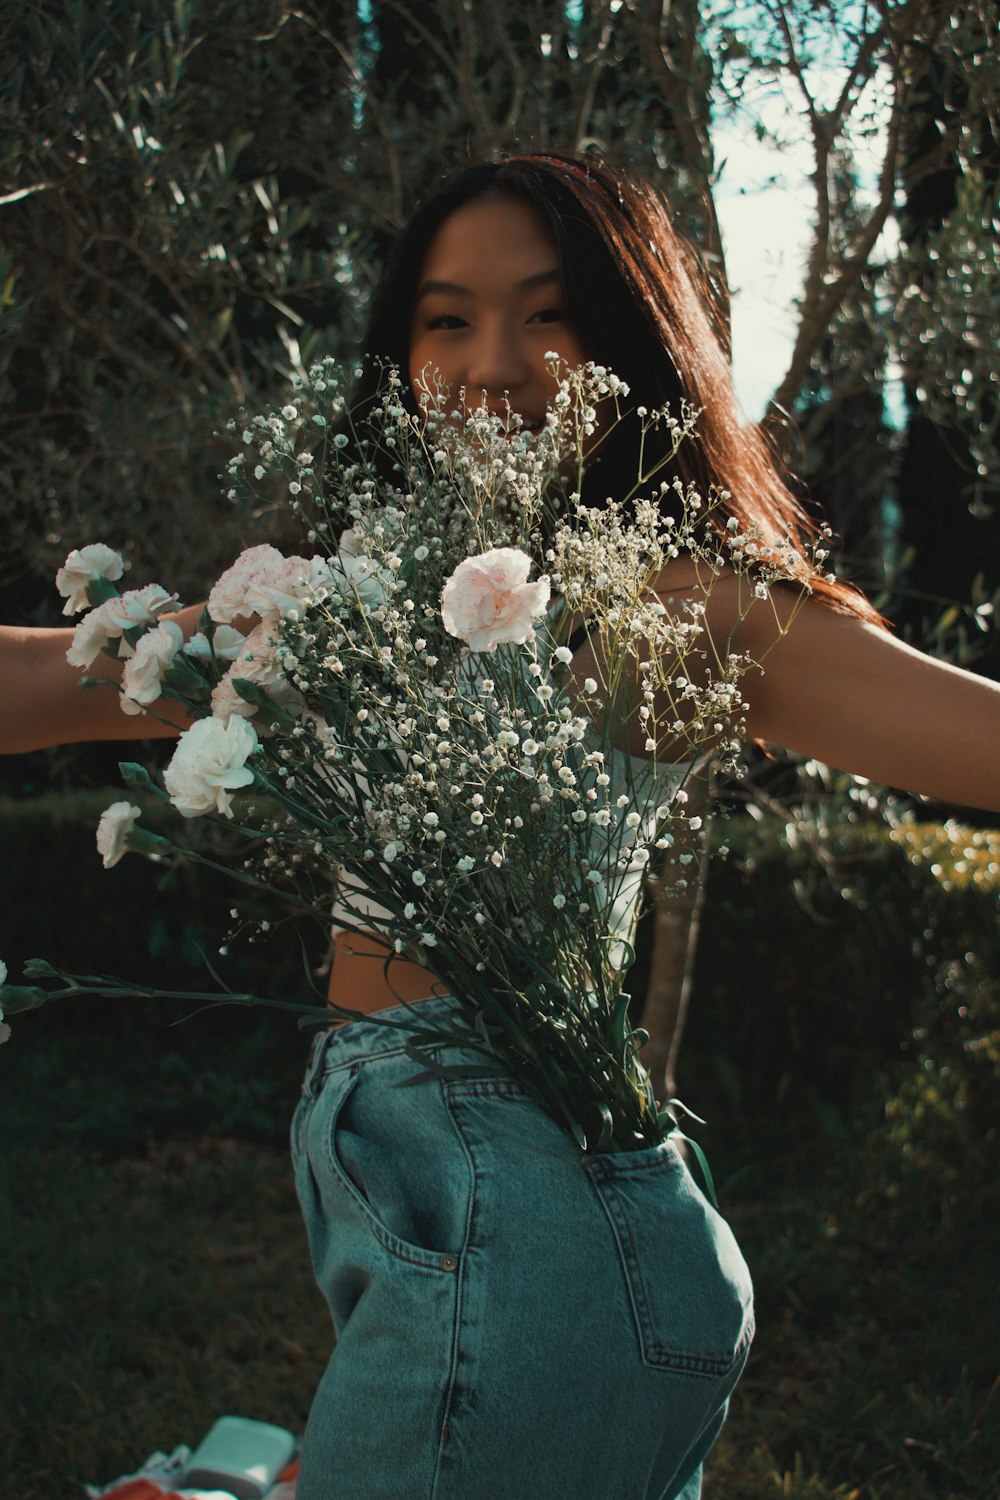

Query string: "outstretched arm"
[738, 588, 1000, 814]
[0, 603, 204, 754]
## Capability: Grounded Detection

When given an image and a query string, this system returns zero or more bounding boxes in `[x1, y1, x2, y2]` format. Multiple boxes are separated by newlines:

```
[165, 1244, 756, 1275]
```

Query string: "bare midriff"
[326, 932, 447, 1025]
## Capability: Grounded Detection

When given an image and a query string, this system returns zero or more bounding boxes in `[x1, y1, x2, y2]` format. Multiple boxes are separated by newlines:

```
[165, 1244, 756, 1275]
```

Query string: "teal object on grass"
[290, 994, 753, 1499]
[183, 1415, 297, 1498]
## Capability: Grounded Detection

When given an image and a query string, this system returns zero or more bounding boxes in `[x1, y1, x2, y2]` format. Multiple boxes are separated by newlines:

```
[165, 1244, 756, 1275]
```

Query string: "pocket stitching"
[322, 1066, 459, 1273]
[290, 1094, 309, 1166]
[443, 1076, 531, 1103]
[585, 1160, 749, 1378]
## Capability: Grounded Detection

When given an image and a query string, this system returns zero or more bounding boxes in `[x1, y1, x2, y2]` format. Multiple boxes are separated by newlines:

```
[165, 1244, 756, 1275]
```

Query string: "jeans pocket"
[313, 1059, 472, 1272]
[583, 1142, 754, 1377]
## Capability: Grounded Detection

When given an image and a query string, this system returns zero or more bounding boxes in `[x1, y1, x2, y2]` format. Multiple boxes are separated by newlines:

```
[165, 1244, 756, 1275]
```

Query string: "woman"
[2, 154, 998, 1499]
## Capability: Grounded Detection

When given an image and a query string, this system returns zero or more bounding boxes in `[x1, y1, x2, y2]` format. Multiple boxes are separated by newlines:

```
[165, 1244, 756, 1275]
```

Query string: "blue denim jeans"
[291, 996, 754, 1499]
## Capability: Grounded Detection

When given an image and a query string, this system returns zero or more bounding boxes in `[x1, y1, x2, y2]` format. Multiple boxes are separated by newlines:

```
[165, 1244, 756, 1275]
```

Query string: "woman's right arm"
[0, 603, 204, 754]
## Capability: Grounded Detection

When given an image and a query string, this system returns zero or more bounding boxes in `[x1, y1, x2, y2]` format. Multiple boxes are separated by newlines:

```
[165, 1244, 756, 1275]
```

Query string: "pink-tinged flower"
[210, 673, 255, 723]
[243, 554, 336, 621]
[208, 545, 334, 624]
[96, 801, 141, 868]
[55, 544, 125, 614]
[207, 544, 286, 623]
[120, 621, 185, 715]
[210, 623, 284, 721]
[441, 548, 550, 653]
[164, 716, 259, 818]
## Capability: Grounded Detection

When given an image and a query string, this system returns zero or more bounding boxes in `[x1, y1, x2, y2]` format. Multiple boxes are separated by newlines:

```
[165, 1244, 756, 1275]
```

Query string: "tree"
[892, 2, 1000, 672]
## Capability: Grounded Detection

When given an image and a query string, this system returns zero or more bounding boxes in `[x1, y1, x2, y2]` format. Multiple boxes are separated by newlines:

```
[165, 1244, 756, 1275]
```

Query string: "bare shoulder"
[653, 563, 1000, 809]
[650, 555, 803, 655]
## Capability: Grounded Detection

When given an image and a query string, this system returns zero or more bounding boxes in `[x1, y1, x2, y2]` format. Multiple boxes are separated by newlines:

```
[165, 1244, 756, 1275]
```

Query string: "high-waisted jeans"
[291, 995, 754, 1499]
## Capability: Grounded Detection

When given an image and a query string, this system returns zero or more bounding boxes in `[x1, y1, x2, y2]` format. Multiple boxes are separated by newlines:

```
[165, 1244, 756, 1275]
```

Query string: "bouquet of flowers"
[1, 360, 812, 1154]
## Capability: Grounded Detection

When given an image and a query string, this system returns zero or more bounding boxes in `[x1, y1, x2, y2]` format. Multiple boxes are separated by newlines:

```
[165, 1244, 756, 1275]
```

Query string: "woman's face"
[407, 195, 587, 430]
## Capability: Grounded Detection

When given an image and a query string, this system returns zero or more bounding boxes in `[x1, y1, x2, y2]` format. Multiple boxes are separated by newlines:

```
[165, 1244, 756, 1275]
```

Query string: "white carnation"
[120, 621, 184, 715]
[101, 585, 179, 634]
[329, 551, 387, 608]
[96, 801, 141, 868]
[183, 625, 247, 662]
[209, 545, 336, 625]
[164, 716, 259, 818]
[66, 603, 120, 668]
[338, 527, 364, 557]
[210, 673, 257, 723]
[243, 554, 336, 622]
[441, 548, 550, 653]
[66, 586, 179, 669]
[207, 544, 286, 624]
[55, 544, 125, 614]
[264, 677, 306, 718]
[329, 531, 388, 607]
[210, 623, 284, 721]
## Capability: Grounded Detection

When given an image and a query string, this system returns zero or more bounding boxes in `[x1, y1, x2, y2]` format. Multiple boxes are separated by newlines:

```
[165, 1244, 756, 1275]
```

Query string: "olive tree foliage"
[0, 0, 724, 606]
[1, 2, 361, 602]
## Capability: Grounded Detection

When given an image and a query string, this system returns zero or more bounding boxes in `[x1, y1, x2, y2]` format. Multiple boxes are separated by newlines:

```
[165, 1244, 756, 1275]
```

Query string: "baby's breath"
[36, 359, 815, 1157]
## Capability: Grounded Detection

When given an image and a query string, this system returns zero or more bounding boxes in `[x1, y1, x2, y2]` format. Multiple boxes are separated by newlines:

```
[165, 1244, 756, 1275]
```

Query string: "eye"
[528, 307, 567, 324]
[426, 314, 468, 331]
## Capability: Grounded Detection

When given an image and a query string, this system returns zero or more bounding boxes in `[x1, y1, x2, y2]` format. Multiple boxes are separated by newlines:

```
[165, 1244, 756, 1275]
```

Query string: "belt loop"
[301, 1028, 332, 1099]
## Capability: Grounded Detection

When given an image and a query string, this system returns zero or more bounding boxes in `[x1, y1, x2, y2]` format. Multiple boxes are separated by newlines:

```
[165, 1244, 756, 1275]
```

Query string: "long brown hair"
[352, 151, 883, 625]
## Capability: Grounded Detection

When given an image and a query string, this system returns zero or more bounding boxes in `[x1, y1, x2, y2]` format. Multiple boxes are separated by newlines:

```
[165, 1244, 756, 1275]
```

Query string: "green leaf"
[163, 660, 210, 698]
[593, 1102, 614, 1149]
[85, 575, 120, 607]
[232, 677, 266, 705]
[610, 991, 631, 1052]
[21, 958, 61, 978]
[0, 985, 50, 1014]
[119, 761, 154, 790]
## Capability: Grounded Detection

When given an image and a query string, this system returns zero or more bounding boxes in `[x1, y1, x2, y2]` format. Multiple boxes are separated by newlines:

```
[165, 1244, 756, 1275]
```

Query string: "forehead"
[418, 196, 559, 288]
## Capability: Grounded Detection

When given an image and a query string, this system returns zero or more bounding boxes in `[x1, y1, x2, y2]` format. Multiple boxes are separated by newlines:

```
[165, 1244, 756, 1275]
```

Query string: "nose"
[463, 318, 530, 403]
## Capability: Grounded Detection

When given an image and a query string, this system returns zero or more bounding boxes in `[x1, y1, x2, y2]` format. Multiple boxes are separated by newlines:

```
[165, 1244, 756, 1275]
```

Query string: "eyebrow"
[415, 268, 562, 301]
